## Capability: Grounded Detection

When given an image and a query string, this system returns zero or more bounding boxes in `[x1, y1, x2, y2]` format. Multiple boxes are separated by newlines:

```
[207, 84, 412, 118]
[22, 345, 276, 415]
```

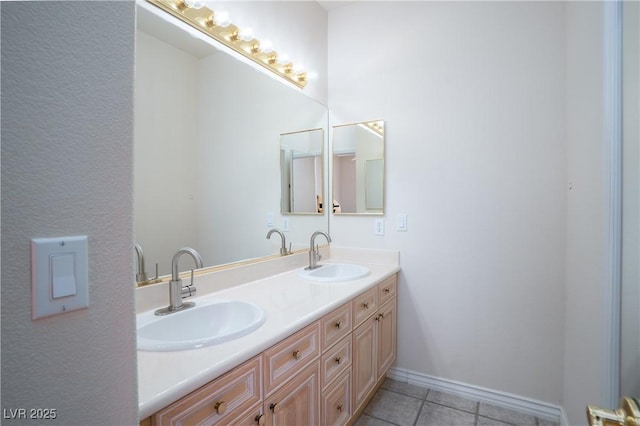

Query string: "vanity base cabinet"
[264, 361, 320, 426]
[141, 274, 398, 426]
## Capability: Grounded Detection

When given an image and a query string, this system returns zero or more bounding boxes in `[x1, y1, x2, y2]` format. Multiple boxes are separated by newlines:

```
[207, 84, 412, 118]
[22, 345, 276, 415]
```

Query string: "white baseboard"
[387, 367, 569, 426]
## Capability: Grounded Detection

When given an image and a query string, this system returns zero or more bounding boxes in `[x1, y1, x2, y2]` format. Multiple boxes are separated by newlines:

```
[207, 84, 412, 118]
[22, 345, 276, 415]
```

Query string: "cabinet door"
[265, 362, 320, 426]
[352, 316, 377, 412]
[377, 299, 397, 379]
[322, 372, 351, 426]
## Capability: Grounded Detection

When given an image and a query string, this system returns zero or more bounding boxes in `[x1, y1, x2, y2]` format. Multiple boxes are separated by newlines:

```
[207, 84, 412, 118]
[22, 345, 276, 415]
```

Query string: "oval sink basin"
[137, 300, 266, 352]
[299, 263, 370, 282]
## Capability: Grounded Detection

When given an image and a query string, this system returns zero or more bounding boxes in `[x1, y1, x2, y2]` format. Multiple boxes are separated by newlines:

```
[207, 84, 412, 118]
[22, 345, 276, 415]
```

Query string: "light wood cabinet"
[143, 274, 397, 426]
[322, 371, 351, 426]
[264, 362, 320, 426]
[377, 299, 397, 379]
[263, 321, 321, 395]
[352, 276, 398, 416]
[352, 314, 377, 411]
[152, 356, 262, 426]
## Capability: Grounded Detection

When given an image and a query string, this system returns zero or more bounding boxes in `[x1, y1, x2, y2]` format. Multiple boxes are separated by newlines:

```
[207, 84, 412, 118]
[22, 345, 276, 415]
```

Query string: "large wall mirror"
[134, 2, 328, 280]
[332, 121, 385, 215]
[280, 128, 325, 214]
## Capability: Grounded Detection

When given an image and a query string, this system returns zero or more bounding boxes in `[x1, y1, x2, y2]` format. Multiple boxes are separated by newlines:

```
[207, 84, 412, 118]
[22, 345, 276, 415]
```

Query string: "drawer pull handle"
[384, 288, 391, 294]
[214, 401, 226, 414]
[292, 350, 301, 360]
[335, 356, 342, 364]
[379, 313, 385, 320]
[337, 404, 344, 412]
[363, 302, 369, 309]
[335, 321, 342, 329]
[270, 403, 280, 413]
[255, 414, 266, 425]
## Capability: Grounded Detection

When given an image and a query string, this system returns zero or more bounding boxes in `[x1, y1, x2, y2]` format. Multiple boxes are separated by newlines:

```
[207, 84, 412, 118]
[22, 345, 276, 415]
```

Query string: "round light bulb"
[213, 10, 231, 27]
[292, 63, 305, 74]
[184, 0, 206, 9]
[238, 27, 254, 42]
[260, 40, 273, 54]
[277, 53, 290, 65]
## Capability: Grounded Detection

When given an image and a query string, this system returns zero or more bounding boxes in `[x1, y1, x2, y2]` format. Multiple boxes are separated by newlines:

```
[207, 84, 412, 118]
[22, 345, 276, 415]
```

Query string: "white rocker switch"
[50, 253, 77, 299]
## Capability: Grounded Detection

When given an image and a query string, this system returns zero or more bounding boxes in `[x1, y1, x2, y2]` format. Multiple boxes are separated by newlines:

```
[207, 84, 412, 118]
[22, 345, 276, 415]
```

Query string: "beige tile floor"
[355, 379, 560, 426]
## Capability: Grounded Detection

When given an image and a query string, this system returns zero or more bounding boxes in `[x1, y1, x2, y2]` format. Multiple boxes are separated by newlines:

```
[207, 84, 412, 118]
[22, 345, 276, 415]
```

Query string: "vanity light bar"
[147, 0, 309, 89]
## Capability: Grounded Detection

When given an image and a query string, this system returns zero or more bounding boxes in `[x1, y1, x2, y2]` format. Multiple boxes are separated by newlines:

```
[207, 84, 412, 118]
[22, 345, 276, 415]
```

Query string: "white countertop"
[137, 249, 400, 419]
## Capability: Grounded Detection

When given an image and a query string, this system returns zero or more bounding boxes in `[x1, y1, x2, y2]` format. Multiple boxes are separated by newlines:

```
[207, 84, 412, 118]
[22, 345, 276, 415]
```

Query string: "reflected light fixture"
[364, 121, 384, 136]
[148, 0, 309, 89]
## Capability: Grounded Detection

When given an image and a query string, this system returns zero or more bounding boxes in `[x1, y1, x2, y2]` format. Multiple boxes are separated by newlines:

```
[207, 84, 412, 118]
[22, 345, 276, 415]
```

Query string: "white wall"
[135, 31, 200, 277]
[328, 1, 568, 405]
[1, 2, 138, 425]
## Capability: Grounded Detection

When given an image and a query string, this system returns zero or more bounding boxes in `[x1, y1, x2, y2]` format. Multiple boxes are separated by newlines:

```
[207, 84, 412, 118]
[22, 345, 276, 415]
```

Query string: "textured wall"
[1, 2, 137, 425]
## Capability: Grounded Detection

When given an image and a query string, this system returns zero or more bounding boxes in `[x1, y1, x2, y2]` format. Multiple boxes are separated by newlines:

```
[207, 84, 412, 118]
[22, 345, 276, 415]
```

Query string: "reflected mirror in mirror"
[332, 121, 385, 214]
[280, 129, 325, 215]
[134, 2, 328, 281]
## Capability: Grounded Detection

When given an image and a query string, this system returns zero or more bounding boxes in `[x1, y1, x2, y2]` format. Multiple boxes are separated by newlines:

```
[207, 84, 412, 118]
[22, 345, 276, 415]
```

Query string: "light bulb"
[183, 0, 206, 9]
[277, 53, 290, 65]
[306, 71, 319, 80]
[213, 10, 231, 27]
[260, 40, 273, 54]
[292, 63, 305, 74]
[238, 27, 254, 42]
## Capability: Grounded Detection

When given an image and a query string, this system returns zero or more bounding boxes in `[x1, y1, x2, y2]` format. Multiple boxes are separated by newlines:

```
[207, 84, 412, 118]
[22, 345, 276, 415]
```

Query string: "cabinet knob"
[214, 401, 226, 414]
[335, 321, 342, 329]
[255, 414, 266, 425]
[384, 287, 391, 294]
[270, 403, 281, 413]
[292, 350, 301, 360]
[363, 302, 369, 309]
[335, 356, 342, 364]
[337, 404, 344, 412]
[379, 313, 385, 320]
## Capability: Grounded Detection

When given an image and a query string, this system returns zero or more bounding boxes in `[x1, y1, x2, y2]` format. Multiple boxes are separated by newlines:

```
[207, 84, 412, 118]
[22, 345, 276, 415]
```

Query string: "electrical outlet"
[374, 218, 385, 236]
[283, 217, 290, 231]
[266, 212, 274, 227]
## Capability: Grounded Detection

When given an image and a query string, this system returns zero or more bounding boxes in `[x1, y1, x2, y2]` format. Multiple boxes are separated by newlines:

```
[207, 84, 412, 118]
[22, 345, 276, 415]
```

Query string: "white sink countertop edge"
[137, 258, 400, 419]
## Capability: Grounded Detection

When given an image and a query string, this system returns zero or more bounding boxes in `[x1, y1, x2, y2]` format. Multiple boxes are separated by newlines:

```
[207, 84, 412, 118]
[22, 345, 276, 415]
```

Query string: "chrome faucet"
[306, 230, 331, 270]
[266, 228, 291, 256]
[155, 247, 203, 316]
[134, 243, 148, 283]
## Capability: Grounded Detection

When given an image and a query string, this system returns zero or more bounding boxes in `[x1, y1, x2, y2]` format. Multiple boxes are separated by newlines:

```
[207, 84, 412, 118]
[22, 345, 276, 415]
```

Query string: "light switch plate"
[31, 236, 89, 320]
[397, 213, 408, 231]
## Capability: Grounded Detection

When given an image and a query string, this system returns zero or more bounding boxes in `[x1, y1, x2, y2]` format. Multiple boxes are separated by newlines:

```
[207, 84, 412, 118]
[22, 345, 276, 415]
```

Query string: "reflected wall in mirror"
[134, 3, 328, 280]
[280, 129, 324, 214]
[332, 121, 385, 214]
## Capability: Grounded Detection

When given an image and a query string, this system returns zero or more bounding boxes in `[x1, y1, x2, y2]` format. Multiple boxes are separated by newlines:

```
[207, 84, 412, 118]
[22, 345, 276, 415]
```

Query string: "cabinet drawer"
[321, 335, 351, 390]
[352, 287, 377, 327]
[378, 275, 397, 306]
[321, 302, 352, 350]
[153, 356, 262, 426]
[264, 321, 321, 395]
[322, 371, 351, 426]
